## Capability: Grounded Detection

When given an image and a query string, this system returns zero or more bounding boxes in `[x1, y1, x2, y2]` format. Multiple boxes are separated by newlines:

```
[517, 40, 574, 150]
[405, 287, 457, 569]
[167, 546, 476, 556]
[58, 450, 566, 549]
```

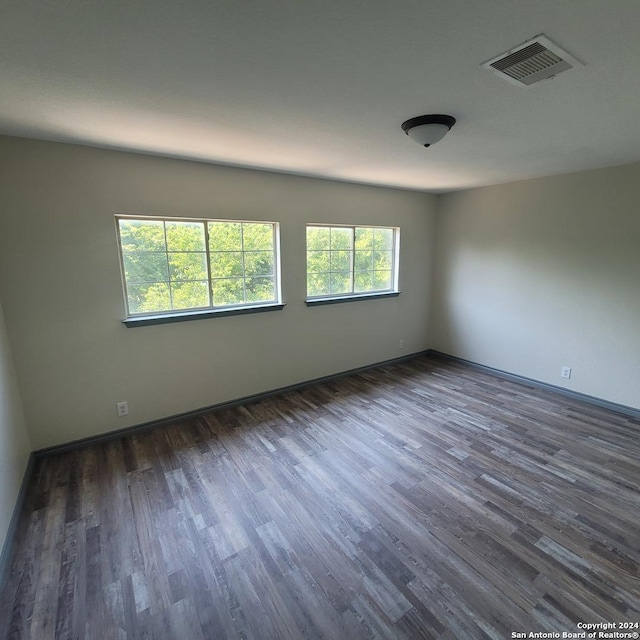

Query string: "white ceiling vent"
[481, 35, 582, 86]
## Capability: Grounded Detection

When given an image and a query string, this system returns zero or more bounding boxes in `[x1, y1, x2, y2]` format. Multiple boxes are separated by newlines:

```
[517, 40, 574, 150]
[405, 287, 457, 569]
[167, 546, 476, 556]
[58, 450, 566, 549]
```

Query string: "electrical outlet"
[116, 401, 129, 417]
[399, 339, 404, 349]
[561, 366, 572, 380]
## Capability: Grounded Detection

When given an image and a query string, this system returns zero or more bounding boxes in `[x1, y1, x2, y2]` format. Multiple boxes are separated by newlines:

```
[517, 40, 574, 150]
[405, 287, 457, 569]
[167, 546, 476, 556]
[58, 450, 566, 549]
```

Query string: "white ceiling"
[2, 1, 640, 192]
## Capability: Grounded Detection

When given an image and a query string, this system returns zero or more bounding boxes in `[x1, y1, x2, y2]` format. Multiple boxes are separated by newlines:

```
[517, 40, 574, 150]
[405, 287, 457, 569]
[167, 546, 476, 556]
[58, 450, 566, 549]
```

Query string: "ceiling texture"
[2, 0, 640, 192]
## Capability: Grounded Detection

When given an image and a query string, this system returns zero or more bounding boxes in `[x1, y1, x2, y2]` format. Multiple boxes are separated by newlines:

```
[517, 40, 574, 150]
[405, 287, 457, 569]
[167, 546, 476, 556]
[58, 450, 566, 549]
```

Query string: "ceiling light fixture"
[401, 114, 456, 148]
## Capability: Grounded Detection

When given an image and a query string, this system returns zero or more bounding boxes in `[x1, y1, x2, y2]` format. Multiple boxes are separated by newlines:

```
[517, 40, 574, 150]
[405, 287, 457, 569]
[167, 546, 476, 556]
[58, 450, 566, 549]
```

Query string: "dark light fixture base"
[401, 114, 456, 147]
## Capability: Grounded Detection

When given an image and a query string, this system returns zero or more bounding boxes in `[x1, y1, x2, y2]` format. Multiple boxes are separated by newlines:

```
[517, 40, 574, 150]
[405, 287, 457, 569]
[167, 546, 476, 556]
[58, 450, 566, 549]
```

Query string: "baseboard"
[431, 351, 640, 421]
[32, 347, 640, 458]
[34, 350, 432, 459]
[0, 452, 36, 595]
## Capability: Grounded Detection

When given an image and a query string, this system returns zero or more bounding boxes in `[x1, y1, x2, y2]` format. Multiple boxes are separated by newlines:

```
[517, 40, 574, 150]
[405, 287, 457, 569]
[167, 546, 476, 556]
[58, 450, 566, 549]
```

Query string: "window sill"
[305, 291, 400, 307]
[123, 303, 286, 327]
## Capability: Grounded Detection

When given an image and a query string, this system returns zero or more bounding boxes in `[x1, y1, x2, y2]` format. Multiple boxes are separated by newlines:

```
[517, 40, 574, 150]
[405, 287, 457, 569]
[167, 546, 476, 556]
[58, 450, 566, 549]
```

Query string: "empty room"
[1, 1, 639, 639]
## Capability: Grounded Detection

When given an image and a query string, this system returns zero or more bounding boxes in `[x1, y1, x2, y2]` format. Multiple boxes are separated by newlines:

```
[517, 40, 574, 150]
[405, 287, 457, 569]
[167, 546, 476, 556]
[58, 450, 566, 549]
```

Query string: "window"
[116, 216, 281, 322]
[306, 224, 399, 301]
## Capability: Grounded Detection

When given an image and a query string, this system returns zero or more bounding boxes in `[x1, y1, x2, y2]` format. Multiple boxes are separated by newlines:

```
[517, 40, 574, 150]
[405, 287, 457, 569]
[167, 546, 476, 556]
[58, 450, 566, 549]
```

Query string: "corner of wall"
[0, 296, 33, 585]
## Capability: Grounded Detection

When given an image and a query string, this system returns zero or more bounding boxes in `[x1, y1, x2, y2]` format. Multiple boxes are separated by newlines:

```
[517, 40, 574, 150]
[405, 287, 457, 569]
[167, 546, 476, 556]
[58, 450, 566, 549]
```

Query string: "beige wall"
[0, 297, 31, 556]
[431, 162, 640, 410]
[0, 136, 436, 449]
[2, 132, 638, 457]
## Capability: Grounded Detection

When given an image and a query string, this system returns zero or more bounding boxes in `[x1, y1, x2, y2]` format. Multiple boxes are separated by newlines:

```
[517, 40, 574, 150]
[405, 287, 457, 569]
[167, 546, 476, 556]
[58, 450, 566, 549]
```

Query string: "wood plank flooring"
[1, 354, 639, 639]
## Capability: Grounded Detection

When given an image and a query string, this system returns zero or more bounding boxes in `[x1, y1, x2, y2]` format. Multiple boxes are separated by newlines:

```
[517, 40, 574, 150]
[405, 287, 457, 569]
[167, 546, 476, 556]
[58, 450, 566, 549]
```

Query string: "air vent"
[481, 35, 582, 86]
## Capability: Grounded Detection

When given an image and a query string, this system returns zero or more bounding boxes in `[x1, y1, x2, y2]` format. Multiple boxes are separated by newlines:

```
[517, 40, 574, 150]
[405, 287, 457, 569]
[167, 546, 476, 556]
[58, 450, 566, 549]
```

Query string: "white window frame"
[116, 214, 282, 326]
[305, 223, 400, 304]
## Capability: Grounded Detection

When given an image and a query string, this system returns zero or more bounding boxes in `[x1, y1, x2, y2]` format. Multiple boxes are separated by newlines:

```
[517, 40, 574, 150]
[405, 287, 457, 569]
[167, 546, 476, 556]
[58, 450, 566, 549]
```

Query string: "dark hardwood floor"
[1, 354, 639, 639]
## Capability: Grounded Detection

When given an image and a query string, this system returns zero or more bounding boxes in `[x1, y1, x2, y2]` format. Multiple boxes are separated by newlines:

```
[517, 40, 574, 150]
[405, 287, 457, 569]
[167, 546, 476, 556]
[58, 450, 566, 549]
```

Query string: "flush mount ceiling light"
[401, 114, 456, 148]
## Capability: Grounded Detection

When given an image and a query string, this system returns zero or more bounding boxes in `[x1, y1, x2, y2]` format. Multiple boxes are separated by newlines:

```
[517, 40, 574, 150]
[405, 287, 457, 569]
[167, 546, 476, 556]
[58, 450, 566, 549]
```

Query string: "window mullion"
[204, 222, 214, 308]
[371, 228, 376, 290]
[240, 223, 247, 303]
[350, 226, 355, 294]
[330, 226, 336, 295]
[163, 221, 174, 310]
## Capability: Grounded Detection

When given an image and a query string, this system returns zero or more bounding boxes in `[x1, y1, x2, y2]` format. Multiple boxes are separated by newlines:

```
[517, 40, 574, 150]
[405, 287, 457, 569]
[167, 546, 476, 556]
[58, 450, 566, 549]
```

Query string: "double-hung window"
[116, 215, 281, 324]
[306, 224, 400, 302]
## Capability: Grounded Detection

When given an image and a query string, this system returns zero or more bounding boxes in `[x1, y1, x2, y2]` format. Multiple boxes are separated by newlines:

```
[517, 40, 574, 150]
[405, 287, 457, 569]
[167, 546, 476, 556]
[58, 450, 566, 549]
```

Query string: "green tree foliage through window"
[306, 225, 398, 298]
[118, 217, 279, 316]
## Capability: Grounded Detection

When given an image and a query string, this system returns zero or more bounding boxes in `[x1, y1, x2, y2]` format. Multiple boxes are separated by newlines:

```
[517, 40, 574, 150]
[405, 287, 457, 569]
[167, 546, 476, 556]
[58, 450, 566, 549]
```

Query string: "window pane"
[127, 282, 171, 314]
[119, 216, 279, 316]
[210, 251, 243, 278]
[331, 250, 351, 272]
[171, 281, 209, 309]
[242, 223, 273, 251]
[244, 251, 274, 277]
[123, 252, 168, 283]
[245, 277, 275, 303]
[354, 250, 372, 272]
[330, 272, 352, 294]
[212, 278, 244, 306]
[307, 250, 330, 273]
[165, 221, 205, 252]
[307, 226, 330, 251]
[373, 228, 394, 251]
[307, 272, 330, 297]
[355, 227, 374, 250]
[208, 222, 242, 251]
[305, 224, 397, 300]
[168, 252, 207, 281]
[373, 250, 393, 271]
[373, 270, 392, 290]
[119, 220, 166, 252]
[331, 227, 352, 250]
[355, 271, 373, 292]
